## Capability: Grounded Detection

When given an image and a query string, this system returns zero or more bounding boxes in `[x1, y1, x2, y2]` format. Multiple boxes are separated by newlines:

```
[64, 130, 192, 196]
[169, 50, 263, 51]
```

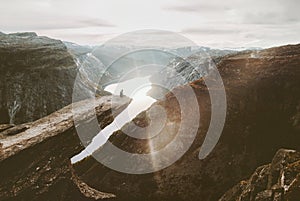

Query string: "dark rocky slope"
[0, 32, 78, 124]
[0, 32, 112, 125]
[75, 44, 300, 201]
[0, 95, 131, 201]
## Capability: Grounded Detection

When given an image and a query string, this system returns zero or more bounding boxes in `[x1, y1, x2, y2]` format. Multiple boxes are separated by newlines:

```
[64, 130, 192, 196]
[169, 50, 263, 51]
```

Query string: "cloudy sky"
[1, 0, 300, 48]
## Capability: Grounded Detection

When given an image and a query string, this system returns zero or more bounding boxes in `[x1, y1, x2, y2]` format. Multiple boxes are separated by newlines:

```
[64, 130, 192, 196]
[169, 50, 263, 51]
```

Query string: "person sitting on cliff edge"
[120, 89, 124, 97]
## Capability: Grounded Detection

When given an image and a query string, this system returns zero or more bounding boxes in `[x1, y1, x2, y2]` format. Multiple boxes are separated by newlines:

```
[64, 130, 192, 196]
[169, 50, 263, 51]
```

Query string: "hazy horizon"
[1, 0, 300, 48]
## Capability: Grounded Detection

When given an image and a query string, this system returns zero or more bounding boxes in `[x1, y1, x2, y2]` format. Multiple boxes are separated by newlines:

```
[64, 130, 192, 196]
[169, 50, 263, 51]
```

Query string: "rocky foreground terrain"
[0, 32, 299, 201]
[0, 95, 131, 201]
[219, 149, 300, 201]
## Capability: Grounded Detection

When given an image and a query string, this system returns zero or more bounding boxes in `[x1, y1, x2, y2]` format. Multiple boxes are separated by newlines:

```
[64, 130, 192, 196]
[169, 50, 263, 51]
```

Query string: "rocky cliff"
[219, 149, 300, 201]
[74, 44, 300, 201]
[0, 95, 131, 201]
[0, 32, 79, 124]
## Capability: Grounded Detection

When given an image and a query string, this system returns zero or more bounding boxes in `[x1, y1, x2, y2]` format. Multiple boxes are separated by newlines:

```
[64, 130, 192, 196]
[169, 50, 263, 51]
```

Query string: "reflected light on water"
[71, 77, 156, 164]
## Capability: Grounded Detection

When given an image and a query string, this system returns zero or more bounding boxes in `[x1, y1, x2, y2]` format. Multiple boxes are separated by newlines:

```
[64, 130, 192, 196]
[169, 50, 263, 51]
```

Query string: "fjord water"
[71, 77, 156, 163]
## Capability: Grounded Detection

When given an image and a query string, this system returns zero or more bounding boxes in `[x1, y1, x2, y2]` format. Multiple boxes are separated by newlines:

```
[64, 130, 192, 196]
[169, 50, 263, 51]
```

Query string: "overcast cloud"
[0, 0, 299, 48]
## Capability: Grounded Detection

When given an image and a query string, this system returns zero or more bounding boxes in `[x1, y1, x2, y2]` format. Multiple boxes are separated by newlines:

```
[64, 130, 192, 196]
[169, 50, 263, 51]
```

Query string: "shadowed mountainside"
[0, 32, 79, 124]
[0, 32, 112, 125]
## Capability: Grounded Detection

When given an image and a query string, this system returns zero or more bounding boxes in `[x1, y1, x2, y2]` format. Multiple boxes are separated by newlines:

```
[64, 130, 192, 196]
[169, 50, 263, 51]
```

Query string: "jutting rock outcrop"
[0, 95, 131, 201]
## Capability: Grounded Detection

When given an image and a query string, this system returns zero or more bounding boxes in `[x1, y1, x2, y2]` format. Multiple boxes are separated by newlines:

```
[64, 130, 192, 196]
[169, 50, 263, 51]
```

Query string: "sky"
[1, 0, 300, 48]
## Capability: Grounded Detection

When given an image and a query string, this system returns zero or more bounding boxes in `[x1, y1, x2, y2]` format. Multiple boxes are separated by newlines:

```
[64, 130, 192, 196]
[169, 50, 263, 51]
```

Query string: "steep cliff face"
[74, 44, 300, 201]
[148, 49, 235, 99]
[219, 149, 300, 201]
[0, 32, 78, 124]
[64, 41, 113, 92]
[0, 95, 131, 201]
